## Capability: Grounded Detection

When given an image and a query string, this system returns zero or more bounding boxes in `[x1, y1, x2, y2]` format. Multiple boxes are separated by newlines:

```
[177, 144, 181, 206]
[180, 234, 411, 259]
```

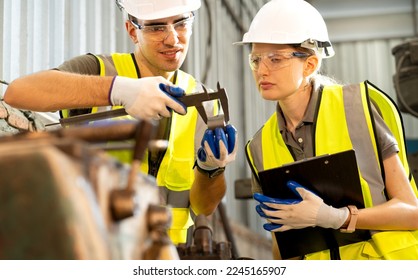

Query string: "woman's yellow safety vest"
[61, 53, 205, 245]
[246, 80, 418, 259]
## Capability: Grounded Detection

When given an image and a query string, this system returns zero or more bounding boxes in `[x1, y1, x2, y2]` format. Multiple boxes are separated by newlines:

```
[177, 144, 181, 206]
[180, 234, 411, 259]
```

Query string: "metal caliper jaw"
[177, 82, 230, 130]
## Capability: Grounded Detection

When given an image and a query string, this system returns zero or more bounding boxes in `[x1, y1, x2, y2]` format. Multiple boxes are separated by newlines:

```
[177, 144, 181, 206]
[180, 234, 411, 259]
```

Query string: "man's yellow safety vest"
[61, 53, 207, 245]
[246, 81, 418, 259]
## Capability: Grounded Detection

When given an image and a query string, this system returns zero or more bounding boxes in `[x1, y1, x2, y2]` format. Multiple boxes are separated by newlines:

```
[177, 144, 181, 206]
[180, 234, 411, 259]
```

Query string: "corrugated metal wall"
[1, 0, 417, 238]
[0, 0, 133, 122]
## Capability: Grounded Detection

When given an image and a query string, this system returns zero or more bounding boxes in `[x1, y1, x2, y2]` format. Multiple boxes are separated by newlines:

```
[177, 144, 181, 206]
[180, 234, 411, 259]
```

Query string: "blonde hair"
[290, 44, 339, 86]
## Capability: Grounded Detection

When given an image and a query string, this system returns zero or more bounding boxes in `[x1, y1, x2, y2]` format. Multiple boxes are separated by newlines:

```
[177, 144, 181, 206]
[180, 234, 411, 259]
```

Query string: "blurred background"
[1, 0, 417, 259]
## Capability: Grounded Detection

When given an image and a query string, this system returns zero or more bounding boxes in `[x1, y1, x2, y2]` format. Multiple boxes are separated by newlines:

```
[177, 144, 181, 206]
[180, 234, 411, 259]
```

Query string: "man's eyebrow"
[143, 16, 189, 26]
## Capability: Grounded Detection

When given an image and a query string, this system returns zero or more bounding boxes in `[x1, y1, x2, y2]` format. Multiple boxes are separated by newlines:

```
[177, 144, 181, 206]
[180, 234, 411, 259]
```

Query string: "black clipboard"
[258, 149, 371, 259]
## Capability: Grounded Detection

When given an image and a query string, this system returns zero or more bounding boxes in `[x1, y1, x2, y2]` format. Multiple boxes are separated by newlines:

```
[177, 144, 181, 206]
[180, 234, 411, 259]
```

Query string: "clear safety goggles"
[131, 14, 195, 42]
[248, 51, 310, 71]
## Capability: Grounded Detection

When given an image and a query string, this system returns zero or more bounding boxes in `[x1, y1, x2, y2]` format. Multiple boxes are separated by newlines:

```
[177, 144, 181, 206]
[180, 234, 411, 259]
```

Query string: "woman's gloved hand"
[109, 76, 187, 120]
[196, 124, 237, 171]
[254, 180, 349, 232]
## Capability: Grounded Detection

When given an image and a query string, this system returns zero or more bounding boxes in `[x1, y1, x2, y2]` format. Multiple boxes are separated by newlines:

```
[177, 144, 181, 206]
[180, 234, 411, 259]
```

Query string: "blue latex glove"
[254, 188, 301, 231]
[254, 180, 349, 232]
[159, 83, 187, 113]
[197, 124, 237, 170]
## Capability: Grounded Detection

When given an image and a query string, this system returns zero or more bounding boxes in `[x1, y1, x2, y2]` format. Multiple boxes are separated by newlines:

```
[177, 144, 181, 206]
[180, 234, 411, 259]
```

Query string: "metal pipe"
[413, 0, 417, 36]
[217, 202, 239, 259]
[201, 0, 212, 84]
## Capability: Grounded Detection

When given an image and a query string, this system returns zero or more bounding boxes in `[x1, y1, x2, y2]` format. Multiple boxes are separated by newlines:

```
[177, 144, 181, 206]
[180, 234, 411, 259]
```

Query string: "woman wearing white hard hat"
[240, 0, 418, 260]
[5, 0, 237, 249]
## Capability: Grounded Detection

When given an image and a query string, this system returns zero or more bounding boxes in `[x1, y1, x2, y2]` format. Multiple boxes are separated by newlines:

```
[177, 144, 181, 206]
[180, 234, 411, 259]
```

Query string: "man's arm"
[4, 70, 111, 112]
[189, 121, 237, 216]
[4, 70, 187, 120]
[190, 169, 227, 216]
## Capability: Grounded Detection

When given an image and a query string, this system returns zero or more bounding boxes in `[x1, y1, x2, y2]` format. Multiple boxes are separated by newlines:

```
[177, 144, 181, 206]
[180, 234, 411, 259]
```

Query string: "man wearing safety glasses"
[4, 0, 237, 246]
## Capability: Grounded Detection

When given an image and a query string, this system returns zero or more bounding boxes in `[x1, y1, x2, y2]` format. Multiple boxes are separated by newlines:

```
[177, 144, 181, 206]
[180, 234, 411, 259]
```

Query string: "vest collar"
[277, 84, 319, 134]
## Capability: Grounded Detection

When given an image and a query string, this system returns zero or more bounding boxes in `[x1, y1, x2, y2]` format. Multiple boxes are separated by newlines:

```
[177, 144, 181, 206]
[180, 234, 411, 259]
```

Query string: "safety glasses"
[131, 15, 195, 42]
[248, 51, 310, 71]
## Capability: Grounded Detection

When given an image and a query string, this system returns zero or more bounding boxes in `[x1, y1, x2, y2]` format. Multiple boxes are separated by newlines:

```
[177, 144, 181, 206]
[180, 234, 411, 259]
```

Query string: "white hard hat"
[116, 0, 201, 20]
[235, 0, 334, 58]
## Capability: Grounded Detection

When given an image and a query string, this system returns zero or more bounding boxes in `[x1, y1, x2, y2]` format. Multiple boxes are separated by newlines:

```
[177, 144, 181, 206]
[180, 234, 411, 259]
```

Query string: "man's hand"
[109, 76, 187, 120]
[196, 124, 237, 171]
[254, 180, 349, 232]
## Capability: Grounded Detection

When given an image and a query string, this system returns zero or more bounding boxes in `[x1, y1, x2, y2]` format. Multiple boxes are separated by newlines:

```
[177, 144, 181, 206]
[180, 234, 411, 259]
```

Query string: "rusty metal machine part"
[110, 119, 159, 221]
[142, 204, 180, 260]
[176, 214, 232, 260]
[0, 119, 174, 260]
[0, 100, 45, 135]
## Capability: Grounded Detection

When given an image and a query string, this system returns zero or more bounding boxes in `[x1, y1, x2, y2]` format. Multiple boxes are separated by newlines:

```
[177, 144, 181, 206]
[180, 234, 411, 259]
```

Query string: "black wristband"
[193, 161, 225, 178]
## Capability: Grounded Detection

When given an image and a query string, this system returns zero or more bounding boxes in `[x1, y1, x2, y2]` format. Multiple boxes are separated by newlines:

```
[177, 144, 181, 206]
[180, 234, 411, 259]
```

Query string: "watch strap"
[194, 161, 225, 178]
[340, 205, 359, 233]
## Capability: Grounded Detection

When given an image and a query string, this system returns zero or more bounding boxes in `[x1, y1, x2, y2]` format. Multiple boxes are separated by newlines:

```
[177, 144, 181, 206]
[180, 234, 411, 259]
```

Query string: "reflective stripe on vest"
[365, 81, 418, 196]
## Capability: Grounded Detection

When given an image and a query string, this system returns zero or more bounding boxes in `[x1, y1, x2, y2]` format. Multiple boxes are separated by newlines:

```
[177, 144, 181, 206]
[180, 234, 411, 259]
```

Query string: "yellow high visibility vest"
[246, 81, 418, 259]
[61, 53, 205, 244]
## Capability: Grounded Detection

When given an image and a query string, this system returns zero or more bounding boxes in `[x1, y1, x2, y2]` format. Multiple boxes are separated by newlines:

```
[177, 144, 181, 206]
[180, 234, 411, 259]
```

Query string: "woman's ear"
[304, 55, 319, 77]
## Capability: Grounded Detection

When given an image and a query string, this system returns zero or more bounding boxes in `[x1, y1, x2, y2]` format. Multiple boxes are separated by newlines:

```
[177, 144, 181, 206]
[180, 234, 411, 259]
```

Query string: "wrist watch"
[194, 161, 225, 178]
[340, 205, 359, 233]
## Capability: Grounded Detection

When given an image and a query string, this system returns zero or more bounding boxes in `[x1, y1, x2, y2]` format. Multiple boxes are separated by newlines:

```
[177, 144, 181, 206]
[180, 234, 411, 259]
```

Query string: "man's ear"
[125, 21, 138, 44]
[303, 55, 319, 77]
